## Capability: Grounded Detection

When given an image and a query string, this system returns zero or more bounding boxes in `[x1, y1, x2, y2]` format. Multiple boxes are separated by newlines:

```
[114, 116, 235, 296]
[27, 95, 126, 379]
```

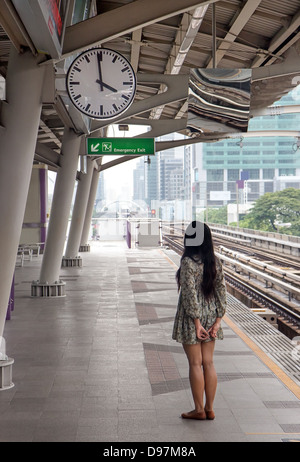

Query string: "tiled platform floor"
[1, 240, 300, 442]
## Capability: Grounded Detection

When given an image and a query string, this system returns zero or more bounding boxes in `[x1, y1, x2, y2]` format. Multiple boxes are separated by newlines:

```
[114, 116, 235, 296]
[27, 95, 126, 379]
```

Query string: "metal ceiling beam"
[62, 0, 219, 57]
[260, 31, 300, 67]
[97, 124, 300, 172]
[134, 118, 186, 138]
[251, 105, 300, 118]
[0, 0, 36, 54]
[38, 120, 61, 150]
[155, 130, 300, 151]
[90, 73, 189, 133]
[34, 141, 60, 168]
[99, 155, 141, 172]
[89, 63, 300, 134]
[252, 58, 300, 81]
[206, 0, 263, 68]
[108, 117, 187, 139]
[130, 29, 143, 73]
[150, 4, 209, 119]
[252, 7, 300, 67]
[149, 12, 190, 120]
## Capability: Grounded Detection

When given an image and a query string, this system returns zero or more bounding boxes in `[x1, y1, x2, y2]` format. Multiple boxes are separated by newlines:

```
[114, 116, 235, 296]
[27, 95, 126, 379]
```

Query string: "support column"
[20, 164, 48, 250]
[62, 157, 95, 266]
[32, 128, 82, 296]
[0, 47, 45, 386]
[79, 165, 101, 251]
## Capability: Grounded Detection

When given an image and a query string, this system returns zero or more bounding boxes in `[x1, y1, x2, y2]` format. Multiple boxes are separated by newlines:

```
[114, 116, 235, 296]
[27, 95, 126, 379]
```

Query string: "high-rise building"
[95, 174, 105, 213]
[144, 154, 158, 207]
[159, 153, 183, 201]
[191, 86, 300, 221]
[132, 157, 145, 202]
[133, 134, 185, 208]
[183, 144, 192, 202]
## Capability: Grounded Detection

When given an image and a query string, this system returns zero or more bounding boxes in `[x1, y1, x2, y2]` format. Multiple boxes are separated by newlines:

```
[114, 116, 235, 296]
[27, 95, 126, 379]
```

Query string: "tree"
[207, 206, 227, 225]
[197, 206, 227, 225]
[238, 188, 300, 235]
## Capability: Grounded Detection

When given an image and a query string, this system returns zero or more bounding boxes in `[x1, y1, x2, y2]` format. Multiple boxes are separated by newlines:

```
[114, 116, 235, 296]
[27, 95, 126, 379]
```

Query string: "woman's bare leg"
[201, 340, 217, 414]
[183, 343, 205, 413]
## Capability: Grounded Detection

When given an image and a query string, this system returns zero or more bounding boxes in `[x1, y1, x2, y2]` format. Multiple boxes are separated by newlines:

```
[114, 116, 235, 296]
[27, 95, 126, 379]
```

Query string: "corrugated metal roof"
[1, 0, 300, 160]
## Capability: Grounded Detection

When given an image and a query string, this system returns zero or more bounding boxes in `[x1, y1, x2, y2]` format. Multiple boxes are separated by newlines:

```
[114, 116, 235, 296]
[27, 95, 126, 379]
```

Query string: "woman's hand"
[207, 318, 222, 338]
[194, 319, 209, 341]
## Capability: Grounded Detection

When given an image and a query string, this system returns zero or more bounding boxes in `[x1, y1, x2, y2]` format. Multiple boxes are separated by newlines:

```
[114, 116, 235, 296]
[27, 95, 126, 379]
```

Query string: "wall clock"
[66, 47, 136, 120]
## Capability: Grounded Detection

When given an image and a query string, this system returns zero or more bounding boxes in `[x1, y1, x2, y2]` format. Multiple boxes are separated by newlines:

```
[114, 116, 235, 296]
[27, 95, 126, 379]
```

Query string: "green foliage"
[238, 188, 300, 236]
[207, 206, 228, 224]
[197, 206, 228, 225]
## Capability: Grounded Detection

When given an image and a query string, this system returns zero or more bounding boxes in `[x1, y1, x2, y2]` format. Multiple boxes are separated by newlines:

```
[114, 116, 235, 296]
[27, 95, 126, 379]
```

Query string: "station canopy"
[1, 0, 300, 170]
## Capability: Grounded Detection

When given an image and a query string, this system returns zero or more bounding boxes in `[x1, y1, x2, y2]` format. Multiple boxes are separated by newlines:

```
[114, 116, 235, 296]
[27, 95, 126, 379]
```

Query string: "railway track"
[162, 230, 300, 340]
[161, 222, 300, 268]
[212, 235, 300, 270]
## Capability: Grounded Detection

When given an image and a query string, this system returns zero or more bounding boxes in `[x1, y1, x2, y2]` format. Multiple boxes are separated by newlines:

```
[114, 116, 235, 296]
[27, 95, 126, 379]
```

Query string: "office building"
[191, 86, 300, 222]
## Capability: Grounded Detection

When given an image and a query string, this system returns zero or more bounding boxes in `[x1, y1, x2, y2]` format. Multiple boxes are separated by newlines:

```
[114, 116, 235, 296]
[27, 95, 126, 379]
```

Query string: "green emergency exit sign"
[87, 138, 155, 155]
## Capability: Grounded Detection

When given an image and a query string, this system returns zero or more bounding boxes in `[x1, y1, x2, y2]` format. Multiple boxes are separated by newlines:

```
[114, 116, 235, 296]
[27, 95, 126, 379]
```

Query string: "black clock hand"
[95, 80, 118, 93]
[97, 52, 104, 91]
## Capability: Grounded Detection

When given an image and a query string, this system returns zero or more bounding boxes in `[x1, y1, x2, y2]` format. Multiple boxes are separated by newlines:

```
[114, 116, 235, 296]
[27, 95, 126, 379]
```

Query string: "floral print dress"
[172, 256, 227, 344]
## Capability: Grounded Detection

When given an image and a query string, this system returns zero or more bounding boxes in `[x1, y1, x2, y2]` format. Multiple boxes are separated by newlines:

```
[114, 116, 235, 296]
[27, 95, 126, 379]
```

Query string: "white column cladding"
[37, 128, 82, 287]
[64, 156, 95, 261]
[20, 164, 48, 247]
[0, 47, 45, 339]
[80, 166, 101, 249]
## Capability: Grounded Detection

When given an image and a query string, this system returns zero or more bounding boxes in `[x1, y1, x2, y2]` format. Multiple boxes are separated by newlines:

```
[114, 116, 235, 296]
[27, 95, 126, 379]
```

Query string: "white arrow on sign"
[91, 143, 100, 152]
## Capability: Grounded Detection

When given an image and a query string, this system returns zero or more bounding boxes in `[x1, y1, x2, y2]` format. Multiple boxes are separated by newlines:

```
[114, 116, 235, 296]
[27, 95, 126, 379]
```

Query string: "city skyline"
[49, 84, 300, 222]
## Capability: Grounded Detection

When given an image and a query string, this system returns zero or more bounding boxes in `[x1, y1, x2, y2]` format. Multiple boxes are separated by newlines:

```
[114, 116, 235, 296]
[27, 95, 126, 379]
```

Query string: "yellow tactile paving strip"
[223, 314, 300, 401]
[160, 248, 300, 401]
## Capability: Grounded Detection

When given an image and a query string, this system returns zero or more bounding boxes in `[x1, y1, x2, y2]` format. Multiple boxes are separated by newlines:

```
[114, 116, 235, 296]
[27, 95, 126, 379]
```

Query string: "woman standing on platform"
[172, 221, 227, 420]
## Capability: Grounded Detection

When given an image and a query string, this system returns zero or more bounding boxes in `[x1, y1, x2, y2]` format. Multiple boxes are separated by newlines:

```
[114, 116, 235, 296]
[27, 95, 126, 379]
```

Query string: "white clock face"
[66, 47, 136, 120]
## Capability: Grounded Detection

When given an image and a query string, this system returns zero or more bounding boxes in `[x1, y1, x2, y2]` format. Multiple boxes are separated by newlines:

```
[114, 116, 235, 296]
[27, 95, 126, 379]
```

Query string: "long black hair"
[176, 221, 217, 298]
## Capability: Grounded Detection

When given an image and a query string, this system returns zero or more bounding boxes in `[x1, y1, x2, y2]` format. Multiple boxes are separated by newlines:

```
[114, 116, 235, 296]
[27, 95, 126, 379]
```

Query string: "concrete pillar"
[20, 164, 48, 249]
[63, 157, 95, 265]
[0, 47, 45, 340]
[32, 128, 82, 295]
[80, 166, 101, 251]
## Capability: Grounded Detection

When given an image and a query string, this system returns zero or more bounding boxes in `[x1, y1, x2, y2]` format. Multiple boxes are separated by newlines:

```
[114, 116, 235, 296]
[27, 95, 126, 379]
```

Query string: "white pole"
[39, 128, 82, 283]
[0, 48, 45, 337]
[64, 157, 95, 258]
[80, 166, 100, 246]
